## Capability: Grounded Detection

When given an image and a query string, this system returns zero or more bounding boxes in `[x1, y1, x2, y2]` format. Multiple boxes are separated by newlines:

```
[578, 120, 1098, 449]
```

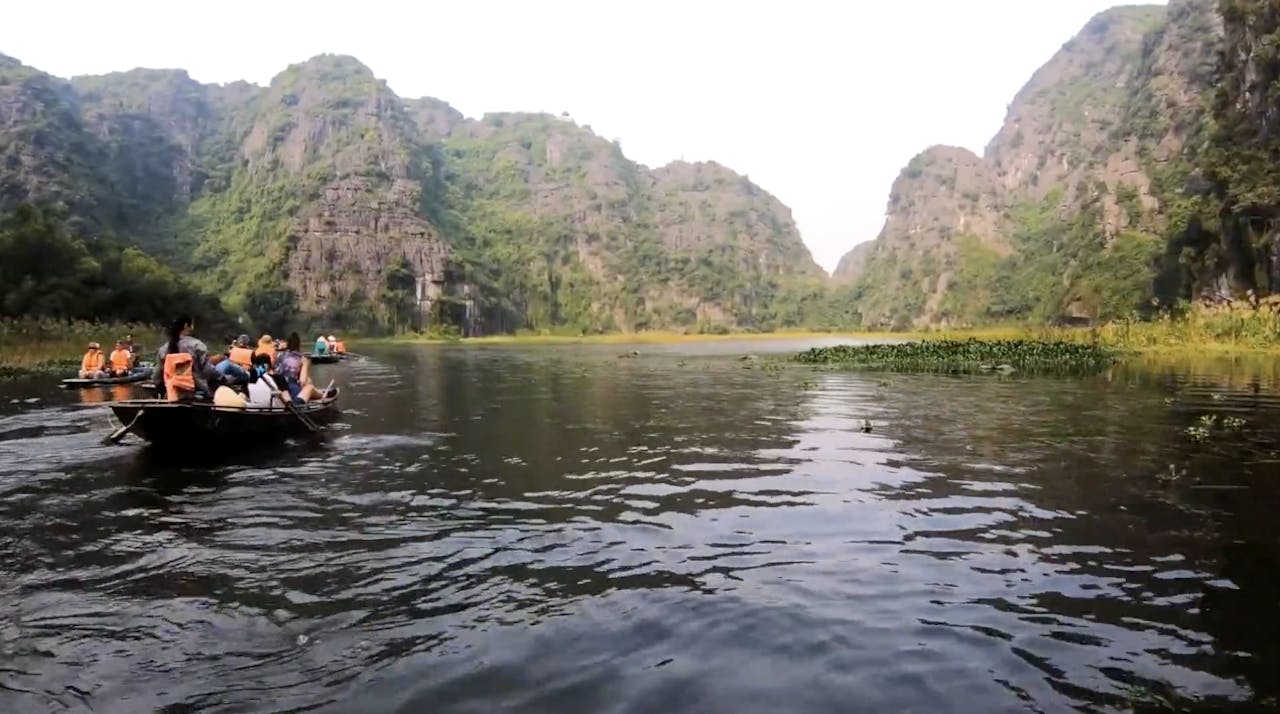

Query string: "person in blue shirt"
[313, 335, 328, 355]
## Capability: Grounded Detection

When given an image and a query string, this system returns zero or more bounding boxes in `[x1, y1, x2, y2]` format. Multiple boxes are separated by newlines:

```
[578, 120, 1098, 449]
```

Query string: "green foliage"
[0, 203, 234, 330]
[793, 338, 1117, 375]
[381, 256, 420, 333]
[938, 235, 1002, 323]
[244, 286, 299, 336]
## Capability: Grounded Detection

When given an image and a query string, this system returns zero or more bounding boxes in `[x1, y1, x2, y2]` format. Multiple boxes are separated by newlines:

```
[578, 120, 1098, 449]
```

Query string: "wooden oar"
[103, 410, 143, 444]
[264, 378, 322, 434]
[286, 400, 321, 433]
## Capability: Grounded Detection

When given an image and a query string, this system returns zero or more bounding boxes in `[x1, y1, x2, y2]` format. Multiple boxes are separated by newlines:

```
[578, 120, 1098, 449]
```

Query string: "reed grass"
[0, 318, 158, 376]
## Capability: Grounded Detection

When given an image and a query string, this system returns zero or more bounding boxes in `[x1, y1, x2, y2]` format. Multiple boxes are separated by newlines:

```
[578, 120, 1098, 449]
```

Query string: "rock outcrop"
[831, 241, 873, 284]
[285, 178, 461, 316]
[833, 2, 1248, 327]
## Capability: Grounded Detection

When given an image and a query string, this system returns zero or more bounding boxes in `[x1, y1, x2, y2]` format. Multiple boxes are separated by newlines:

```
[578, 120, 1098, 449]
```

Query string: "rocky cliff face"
[0, 54, 109, 233]
[831, 241, 873, 284]
[438, 111, 824, 331]
[847, 145, 1006, 327]
[0, 52, 822, 333]
[834, 1, 1245, 327]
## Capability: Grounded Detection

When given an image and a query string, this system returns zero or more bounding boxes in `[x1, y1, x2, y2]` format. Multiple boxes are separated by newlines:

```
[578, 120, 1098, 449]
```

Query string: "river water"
[1, 339, 1278, 713]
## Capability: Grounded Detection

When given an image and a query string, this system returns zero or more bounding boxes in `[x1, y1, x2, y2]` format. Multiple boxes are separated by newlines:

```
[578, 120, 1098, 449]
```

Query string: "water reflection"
[0, 342, 1278, 713]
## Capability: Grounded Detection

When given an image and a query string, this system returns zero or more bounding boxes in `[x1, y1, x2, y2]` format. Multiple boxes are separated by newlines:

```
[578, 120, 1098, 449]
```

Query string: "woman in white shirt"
[245, 353, 292, 410]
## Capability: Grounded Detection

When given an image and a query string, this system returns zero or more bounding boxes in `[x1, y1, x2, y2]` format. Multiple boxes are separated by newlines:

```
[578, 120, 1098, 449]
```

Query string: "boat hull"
[309, 353, 342, 364]
[108, 387, 341, 444]
[62, 366, 152, 389]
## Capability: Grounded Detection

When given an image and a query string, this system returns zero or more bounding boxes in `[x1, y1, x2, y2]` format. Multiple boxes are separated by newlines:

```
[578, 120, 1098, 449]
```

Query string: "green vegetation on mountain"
[833, 0, 1280, 332]
[10, 0, 1280, 341]
[0, 51, 831, 337]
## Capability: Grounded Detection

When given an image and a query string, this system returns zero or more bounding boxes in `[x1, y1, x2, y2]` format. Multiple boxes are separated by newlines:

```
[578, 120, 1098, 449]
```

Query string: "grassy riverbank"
[364, 307, 1280, 354]
[0, 319, 156, 378]
[370, 328, 862, 346]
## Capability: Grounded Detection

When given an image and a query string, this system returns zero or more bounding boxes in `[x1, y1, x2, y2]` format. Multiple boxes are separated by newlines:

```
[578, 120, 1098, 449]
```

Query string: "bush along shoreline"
[792, 338, 1119, 375]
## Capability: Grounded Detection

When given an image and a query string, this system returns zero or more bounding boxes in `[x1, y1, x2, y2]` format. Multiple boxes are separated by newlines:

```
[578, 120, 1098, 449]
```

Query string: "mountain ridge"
[0, 51, 829, 334]
[832, 0, 1245, 329]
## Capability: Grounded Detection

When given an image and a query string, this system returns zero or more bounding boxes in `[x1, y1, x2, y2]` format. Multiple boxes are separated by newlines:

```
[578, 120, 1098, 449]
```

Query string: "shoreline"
[368, 329, 886, 347]
[361, 326, 1280, 355]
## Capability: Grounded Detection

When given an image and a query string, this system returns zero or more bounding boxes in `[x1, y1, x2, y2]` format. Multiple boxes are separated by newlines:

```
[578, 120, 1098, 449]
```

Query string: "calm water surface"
[1, 340, 1279, 713]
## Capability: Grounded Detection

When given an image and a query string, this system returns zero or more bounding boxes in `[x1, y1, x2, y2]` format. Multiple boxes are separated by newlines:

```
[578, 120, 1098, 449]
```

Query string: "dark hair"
[286, 332, 301, 351]
[248, 352, 272, 383]
[167, 314, 192, 354]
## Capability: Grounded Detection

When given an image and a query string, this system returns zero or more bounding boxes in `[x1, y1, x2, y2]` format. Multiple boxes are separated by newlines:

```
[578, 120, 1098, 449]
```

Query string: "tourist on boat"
[78, 342, 106, 379]
[229, 335, 254, 370]
[122, 334, 137, 362]
[108, 340, 133, 377]
[278, 332, 326, 402]
[327, 335, 337, 353]
[245, 353, 291, 410]
[213, 378, 248, 408]
[211, 351, 250, 386]
[152, 314, 212, 401]
[334, 337, 346, 355]
[255, 334, 276, 365]
[313, 335, 328, 355]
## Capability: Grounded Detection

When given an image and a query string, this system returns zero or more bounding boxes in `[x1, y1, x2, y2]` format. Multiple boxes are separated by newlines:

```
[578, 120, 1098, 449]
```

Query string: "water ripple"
[0, 345, 1277, 712]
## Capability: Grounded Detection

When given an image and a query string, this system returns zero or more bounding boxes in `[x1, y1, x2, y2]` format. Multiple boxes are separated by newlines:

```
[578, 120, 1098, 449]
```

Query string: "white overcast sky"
[2, 0, 1161, 272]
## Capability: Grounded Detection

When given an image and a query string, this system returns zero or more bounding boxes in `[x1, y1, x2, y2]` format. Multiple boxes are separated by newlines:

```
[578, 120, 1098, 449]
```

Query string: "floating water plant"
[1185, 414, 1247, 443]
[1222, 416, 1247, 430]
[792, 339, 1117, 375]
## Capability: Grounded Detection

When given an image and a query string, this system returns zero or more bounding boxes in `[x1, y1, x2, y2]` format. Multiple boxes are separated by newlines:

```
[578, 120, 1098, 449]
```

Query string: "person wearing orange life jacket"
[78, 342, 106, 379]
[334, 338, 346, 355]
[228, 334, 254, 371]
[151, 314, 212, 400]
[255, 334, 276, 366]
[108, 340, 133, 377]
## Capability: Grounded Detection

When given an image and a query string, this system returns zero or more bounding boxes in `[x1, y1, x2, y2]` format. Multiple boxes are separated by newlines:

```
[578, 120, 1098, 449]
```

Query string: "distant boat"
[309, 352, 342, 364]
[107, 387, 341, 445]
[61, 364, 153, 389]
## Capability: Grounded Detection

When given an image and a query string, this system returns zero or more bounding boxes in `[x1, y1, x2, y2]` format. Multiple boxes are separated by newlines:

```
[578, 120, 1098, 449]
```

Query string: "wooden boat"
[309, 352, 342, 364]
[61, 364, 153, 389]
[107, 386, 341, 444]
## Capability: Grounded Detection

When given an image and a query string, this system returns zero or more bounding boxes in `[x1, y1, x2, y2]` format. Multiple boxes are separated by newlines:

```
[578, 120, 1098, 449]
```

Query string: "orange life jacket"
[81, 350, 104, 373]
[335, 341, 346, 354]
[163, 352, 196, 402]
[109, 349, 131, 374]
[229, 346, 254, 369]
[256, 345, 276, 365]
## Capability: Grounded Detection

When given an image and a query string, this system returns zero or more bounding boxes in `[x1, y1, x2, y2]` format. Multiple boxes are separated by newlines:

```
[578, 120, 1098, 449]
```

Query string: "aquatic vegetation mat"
[792, 339, 1118, 375]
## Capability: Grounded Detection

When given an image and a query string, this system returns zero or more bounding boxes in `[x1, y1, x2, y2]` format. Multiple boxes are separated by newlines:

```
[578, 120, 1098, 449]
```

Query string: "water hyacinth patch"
[792, 339, 1118, 375]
